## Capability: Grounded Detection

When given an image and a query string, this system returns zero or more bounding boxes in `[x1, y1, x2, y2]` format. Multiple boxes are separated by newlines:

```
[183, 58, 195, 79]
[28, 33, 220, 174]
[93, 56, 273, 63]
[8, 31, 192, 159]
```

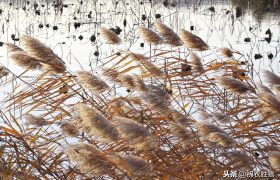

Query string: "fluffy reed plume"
[128, 53, 163, 76]
[195, 121, 225, 137]
[154, 22, 182, 46]
[137, 26, 162, 45]
[102, 68, 121, 82]
[141, 85, 171, 112]
[99, 27, 121, 44]
[118, 74, 147, 92]
[272, 85, 280, 96]
[113, 116, 154, 150]
[268, 151, 280, 170]
[169, 109, 190, 124]
[19, 35, 66, 73]
[120, 155, 153, 176]
[4, 43, 24, 53]
[227, 151, 253, 170]
[75, 104, 119, 142]
[8, 52, 42, 70]
[76, 71, 109, 93]
[0, 66, 9, 77]
[259, 92, 280, 114]
[212, 112, 233, 123]
[257, 83, 274, 94]
[60, 122, 79, 137]
[217, 76, 254, 94]
[169, 123, 192, 144]
[262, 70, 280, 87]
[190, 52, 204, 71]
[207, 132, 237, 148]
[179, 29, 209, 51]
[220, 48, 233, 57]
[65, 144, 115, 176]
[24, 114, 48, 127]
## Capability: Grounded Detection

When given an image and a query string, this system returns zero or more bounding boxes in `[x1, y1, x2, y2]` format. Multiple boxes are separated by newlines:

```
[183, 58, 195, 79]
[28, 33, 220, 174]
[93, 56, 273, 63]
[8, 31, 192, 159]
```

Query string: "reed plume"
[60, 122, 79, 137]
[128, 53, 163, 76]
[190, 52, 204, 71]
[258, 92, 280, 114]
[76, 71, 109, 93]
[118, 74, 147, 92]
[141, 85, 171, 112]
[217, 76, 254, 94]
[207, 132, 237, 148]
[99, 27, 121, 44]
[154, 22, 182, 46]
[212, 112, 233, 123]
[227, 151, 253, 170]
[138, 26, 162, 45]
[19, 35, 66, 73]
[24, 114, 48, 127]
[8, 51, 42, 70]
[119, 155, 153, 177]
[169, 123, 192, 144]
[169, 109, 190, 124]
[75, 104, 119, 142]
[262, 70, 280, 87]
[113, 116, 154, 150]
[268, 151, 280, 170]
[4, 43, 23, 53]
[180, 29, 209, 51]
[102, 68, 121, 82]
[257, 82, 274, 94]
[195, 121, 225, 137]
[0, 66, 9, 77]
[272, 85, 280, 96]
[65, 144, 115, 176]
[220, 48, 233, 57]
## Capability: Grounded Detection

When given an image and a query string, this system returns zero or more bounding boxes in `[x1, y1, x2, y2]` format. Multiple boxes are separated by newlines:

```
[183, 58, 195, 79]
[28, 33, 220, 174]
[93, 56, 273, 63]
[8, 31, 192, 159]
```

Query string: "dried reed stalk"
[99, 27, 121, 44]
[138, 26, 162, 45]
[76, 71, 109, 93]
[154, 22, 182, 46]
[180, 29, 209, 51]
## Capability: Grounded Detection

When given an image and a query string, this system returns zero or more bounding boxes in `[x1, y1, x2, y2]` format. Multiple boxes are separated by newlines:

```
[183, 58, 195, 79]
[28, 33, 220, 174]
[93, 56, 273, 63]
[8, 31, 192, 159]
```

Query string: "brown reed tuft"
[102, 68, 121, 82]
[118, 74, 147, 92]
[19, 35, 66, 73]
[76, 71, 109, 93]
[179, 29, 209, 51]
[190, 52, 204, 71]
[113, 116, 154, 150]
[212, 112, 233, 123]
[75, 104, 119, 142]
[4, 43, 24, 53]
[257, 83, 274, 94]
[128, 53, 163, 76]
[262, 70, 280, 87]
[99, 27, 121, 44]
[217, 76, 254, 94]
[138, 26, 162, 45]
[60, 122, 79, 137]
[65, 144, 115, 176]
[24, 114, 48, 127]
[259, 92, 280, 114]
[120, 155, 153, 177]
[227, 151, 253, 170]
[169, 123, 192, 144]
[8, 51, 42, 70]
[195, 121, 225, 137]
[154, 22, 182, 46]
[272, 85, 280, 96]
[220, 48, 233, 57]
[0, 66, 9, 77]
[268, 151, 280, 170]
[208, 132, 237, 148]
[169, 109, 190, 124]
[141, 85, 171, 112]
